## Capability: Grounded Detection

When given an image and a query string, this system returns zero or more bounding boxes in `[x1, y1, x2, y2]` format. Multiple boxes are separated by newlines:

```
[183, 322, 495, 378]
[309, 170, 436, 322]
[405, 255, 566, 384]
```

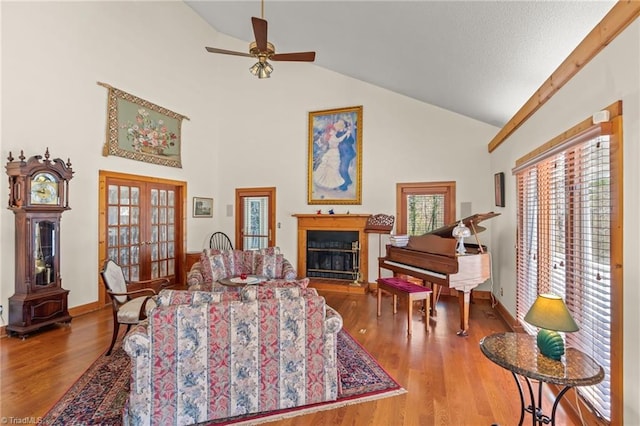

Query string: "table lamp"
[524, 293, 579, 360]
[452, 221, 471, 255]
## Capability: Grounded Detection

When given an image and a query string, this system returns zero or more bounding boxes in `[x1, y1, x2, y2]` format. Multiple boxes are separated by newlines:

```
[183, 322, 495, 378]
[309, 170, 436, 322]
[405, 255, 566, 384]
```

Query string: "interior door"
[99, 171, 186, 305]
[235, 187, 276, 250]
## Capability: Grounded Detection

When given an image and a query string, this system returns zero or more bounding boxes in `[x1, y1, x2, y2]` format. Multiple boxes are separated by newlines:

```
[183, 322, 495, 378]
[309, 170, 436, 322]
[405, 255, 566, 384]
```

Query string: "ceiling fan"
[205, 2, 316, 79]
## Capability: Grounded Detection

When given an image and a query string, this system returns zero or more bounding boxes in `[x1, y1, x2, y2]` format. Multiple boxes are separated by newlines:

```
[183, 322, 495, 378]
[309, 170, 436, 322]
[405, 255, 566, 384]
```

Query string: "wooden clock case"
[5, 149, 74, 337]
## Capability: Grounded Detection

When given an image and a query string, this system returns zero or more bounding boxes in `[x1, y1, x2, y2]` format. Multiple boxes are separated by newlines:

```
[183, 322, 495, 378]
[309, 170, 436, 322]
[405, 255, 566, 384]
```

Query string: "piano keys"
[378, 212, 499, 336]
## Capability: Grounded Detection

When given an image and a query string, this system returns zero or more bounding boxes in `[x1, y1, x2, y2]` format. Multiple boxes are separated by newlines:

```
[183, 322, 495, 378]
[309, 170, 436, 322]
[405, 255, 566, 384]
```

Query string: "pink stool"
[377, 277, 432, 335]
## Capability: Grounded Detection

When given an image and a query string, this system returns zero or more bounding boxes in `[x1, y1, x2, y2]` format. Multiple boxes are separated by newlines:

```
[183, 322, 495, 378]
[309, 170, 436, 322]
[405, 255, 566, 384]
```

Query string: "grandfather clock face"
[30, 172, 59, 205]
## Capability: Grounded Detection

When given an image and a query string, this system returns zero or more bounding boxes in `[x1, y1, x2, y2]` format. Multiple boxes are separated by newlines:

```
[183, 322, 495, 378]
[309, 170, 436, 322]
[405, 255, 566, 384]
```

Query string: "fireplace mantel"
[293, 214, 370, 291]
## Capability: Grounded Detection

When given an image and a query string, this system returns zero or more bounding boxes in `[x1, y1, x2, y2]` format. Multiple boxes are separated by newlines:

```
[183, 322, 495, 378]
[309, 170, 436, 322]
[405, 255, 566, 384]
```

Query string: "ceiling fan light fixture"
[249, 62, 261, 76]
[258, 63, 272, 79]
[249, 61, 273, 79]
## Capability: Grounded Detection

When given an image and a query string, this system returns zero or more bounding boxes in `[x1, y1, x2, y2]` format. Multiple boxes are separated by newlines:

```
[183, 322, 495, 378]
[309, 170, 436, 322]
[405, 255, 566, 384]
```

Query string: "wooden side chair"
[209, 231, 233, 250]
[100, 259, 169, 355]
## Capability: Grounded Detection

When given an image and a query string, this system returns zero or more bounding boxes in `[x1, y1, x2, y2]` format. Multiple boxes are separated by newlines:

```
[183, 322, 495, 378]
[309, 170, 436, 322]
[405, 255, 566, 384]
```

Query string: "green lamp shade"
[536, 329, 565, 360]
[524, 294, 579, 361]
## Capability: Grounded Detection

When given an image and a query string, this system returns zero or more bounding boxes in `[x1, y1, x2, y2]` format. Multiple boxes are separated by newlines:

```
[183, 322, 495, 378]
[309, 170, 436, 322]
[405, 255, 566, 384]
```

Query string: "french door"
[235, 187, 276, 250]
[98, 171, 186, 305]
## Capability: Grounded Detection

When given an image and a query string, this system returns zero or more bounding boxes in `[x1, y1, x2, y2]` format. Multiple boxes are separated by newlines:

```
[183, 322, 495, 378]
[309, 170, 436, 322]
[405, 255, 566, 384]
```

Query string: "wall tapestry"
[308, 105, 363, 205]
[99, 82, 189, 168]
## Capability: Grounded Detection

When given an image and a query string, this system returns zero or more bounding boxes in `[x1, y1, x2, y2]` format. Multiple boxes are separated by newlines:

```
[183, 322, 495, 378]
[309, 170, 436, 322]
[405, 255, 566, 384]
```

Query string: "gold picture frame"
[193, 197, 213, 218]
[308, 105, 363, 204]
[99, 82, 189, 168]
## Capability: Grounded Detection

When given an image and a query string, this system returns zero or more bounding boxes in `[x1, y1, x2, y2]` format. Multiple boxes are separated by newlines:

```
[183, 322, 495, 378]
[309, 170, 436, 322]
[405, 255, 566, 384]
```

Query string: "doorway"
[235, 187, 276, 250]
[98, 171, 186, 306]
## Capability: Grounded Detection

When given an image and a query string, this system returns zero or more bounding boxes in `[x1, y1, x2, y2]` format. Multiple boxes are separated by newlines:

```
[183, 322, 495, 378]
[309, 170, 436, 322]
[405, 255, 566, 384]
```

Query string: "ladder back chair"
[100, 259, 169, 355]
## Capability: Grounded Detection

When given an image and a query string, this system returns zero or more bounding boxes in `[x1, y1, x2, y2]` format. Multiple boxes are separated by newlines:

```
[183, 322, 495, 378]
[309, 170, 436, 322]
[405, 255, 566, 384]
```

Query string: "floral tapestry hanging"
[99, 82, 189, 168]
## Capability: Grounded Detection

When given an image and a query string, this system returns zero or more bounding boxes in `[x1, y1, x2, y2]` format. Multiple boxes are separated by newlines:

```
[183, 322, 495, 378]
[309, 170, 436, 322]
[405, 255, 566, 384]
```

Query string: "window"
[396, 182, 456, 235]
[513, 108, 622, 423]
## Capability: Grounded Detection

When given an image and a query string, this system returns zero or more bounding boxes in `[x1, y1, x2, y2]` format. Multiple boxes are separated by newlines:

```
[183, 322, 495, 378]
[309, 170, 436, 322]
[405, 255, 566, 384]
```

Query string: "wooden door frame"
[235, 187, 276, 250]
[98, 170, 187, 306]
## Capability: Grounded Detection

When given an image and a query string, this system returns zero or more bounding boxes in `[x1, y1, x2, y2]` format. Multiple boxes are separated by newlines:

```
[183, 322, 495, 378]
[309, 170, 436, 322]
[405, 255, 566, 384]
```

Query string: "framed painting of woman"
[307, 105, 363, 205]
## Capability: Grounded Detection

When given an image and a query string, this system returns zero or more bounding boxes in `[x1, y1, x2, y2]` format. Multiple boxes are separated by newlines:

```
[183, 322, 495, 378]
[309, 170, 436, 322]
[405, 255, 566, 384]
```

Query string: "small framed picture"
[494, 172, 505, 207]
[193, 197, 213, 218]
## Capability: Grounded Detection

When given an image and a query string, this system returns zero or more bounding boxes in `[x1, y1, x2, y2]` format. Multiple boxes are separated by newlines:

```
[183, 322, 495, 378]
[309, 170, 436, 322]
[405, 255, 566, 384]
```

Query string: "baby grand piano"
[378, 212, 499, 336]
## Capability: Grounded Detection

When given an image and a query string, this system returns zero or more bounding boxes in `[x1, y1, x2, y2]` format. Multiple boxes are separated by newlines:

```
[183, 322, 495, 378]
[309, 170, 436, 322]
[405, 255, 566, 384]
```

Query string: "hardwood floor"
[0, 291, 578, 425]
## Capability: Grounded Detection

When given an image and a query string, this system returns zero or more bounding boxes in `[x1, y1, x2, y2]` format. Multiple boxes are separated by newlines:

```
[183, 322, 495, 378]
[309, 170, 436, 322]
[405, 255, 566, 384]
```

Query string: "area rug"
[39, 330, 405, 425]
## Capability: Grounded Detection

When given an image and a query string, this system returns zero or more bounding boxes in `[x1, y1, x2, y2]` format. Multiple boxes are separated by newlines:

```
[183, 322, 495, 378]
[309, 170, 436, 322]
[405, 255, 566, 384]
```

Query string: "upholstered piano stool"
[377, 277, 432, 335]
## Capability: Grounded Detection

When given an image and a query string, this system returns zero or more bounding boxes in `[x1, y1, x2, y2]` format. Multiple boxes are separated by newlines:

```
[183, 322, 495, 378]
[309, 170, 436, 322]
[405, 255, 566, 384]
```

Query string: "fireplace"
[306, 230, 359, 280]
[293, 214, 370, 289]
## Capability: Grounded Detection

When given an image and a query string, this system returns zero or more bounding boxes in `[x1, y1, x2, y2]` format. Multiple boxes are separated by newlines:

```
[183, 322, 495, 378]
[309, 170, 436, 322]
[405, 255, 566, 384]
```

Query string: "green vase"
[537, 329, 565, 360]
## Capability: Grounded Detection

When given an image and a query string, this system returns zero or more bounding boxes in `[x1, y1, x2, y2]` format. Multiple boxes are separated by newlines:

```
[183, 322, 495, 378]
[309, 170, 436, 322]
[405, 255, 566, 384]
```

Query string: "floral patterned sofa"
[186, 247, 297, 288]
[122, 286, 342, 426]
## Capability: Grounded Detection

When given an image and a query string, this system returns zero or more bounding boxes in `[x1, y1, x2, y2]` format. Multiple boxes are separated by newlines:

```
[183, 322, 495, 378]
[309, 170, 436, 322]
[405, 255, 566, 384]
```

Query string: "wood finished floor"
[0, 291, 578, 425]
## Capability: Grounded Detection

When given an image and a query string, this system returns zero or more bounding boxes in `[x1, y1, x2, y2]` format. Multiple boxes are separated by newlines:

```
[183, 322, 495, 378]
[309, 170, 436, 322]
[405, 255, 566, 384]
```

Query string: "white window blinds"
[514, 122, 617, 421]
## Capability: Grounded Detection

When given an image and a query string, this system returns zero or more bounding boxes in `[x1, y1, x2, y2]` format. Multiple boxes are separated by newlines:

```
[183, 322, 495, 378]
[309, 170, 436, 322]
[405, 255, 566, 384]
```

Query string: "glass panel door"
[106, 182, 142, 281]
[235, 187, 276, 250]
[242, 196, 269, 250]
[148, 186, 176, 279]
[105, 179, 176, 282]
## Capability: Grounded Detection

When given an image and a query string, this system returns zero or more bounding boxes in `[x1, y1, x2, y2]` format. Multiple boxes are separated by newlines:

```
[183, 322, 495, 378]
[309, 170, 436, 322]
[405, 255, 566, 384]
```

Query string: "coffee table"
[218, 275, 268, 287]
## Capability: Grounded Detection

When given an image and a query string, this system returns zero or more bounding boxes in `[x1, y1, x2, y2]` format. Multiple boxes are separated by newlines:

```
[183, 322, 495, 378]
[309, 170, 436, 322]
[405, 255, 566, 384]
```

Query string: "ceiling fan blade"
[251, 17, 268, 52]
[205, 47, 253, 58]
[271, 52, 316, 62]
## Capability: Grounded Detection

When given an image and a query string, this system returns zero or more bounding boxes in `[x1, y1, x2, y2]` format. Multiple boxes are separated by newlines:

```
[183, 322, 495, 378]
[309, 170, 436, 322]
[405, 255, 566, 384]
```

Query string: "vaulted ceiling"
[186, 1, 616, 128]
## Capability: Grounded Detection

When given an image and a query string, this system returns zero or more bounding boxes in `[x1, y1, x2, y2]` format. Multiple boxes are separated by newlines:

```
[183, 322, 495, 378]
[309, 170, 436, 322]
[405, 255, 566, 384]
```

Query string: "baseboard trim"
[69, 301, 104, 317]
[0, 301, 105, 339]
[491, 296, 518, 331]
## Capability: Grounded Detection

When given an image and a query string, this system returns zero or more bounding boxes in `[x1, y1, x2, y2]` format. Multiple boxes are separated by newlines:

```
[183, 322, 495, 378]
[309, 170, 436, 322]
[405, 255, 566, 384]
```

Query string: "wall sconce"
[524, 293, 579, 360]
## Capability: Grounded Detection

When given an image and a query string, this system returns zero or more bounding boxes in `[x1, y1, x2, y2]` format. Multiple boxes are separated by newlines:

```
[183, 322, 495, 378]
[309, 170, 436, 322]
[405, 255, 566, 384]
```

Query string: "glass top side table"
[480, 332, 604, 425]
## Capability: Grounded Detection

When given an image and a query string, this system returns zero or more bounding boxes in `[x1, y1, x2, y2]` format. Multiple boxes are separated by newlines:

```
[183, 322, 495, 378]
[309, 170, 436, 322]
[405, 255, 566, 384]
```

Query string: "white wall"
[3, 0, 637, 421]
[489, 20, 640, 424]
[0, 2, 496, 310]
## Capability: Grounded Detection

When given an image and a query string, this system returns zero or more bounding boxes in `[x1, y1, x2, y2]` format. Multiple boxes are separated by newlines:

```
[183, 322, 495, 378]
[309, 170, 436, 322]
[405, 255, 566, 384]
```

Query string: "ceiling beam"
[488, 0, 640, 153]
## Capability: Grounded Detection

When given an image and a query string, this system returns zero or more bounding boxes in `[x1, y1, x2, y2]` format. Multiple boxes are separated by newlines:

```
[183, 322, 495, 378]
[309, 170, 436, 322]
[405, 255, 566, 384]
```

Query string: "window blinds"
[514, 122, 615, 420]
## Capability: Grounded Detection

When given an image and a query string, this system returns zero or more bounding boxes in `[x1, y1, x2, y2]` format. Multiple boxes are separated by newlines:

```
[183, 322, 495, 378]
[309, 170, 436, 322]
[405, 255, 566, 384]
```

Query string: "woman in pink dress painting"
[313, 124, 347, 189]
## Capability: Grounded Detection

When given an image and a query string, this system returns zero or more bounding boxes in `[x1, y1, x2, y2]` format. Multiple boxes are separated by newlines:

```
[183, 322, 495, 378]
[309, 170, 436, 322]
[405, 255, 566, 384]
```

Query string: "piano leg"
[430, 283, 441, 316]
[456, 290, 471, 336]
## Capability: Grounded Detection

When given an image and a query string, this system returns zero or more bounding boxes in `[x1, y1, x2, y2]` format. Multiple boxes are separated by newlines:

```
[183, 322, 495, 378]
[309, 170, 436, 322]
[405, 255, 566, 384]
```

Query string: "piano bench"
[377, 277, 432, 335]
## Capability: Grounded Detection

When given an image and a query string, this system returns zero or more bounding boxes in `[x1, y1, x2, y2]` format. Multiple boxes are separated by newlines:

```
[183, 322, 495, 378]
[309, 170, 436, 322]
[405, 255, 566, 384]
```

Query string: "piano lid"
[428, 212, 500, 238]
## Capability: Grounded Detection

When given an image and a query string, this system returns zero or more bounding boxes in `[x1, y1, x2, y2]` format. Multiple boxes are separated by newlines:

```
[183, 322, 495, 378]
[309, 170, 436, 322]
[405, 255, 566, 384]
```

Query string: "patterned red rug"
[39, 329, 405, 425]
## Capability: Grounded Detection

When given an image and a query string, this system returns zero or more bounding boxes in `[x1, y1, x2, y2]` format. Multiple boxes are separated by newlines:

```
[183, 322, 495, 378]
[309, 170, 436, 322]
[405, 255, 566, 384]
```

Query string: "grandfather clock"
[5, 149, 73, 337]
